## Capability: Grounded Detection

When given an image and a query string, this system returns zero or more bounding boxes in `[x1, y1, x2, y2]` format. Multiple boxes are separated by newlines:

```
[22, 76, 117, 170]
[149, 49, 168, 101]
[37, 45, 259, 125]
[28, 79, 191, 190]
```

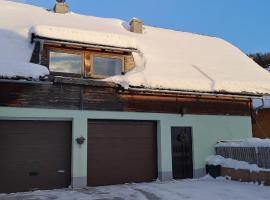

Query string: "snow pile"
[215, 138, 270, 147]
[206, 155, 270, 172]
[1, 1, 270, 94]
[0, 60, 49, 80]
[30, 25, 137, 49]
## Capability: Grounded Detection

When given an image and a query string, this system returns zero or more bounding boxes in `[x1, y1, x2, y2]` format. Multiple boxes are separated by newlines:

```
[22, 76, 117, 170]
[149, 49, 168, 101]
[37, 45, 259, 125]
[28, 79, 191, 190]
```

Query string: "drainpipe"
[254, 98, 265, 114]
[252, 97, 270, 113]
[252, 97, 270, 123]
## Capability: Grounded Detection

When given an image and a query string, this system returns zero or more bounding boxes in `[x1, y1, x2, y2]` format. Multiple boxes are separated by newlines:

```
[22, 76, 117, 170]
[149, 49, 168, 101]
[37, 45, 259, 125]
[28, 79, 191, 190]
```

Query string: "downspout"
[254, 98, 265, 114]
[252, 97, 269, 124]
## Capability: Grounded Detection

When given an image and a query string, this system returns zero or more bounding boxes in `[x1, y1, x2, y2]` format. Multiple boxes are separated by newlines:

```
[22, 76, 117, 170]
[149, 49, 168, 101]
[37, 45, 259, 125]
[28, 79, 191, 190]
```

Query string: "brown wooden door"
[171, 127, 193, 179]
[252, 109, 270, 138]
[87, 120, 157, 186]
[0, 120, 71, 193]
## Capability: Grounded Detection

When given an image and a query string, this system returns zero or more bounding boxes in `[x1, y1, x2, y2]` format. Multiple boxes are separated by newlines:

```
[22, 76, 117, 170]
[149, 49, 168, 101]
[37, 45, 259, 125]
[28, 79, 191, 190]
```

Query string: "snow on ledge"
[215, 138, 270, 148]
[30, 25, 137, 49]
[206, 155, 270, 172]
[0, 61, 49, 80]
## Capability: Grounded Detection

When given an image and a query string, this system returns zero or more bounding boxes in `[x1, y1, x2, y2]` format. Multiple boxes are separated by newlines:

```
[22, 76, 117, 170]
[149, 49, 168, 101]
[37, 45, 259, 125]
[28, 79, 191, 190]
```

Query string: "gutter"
[253, 97, 270, 112]
[127, 87, 264, 100]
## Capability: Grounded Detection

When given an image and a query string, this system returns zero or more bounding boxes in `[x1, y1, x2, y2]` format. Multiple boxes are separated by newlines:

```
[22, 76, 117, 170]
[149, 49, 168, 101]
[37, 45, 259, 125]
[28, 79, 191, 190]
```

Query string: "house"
[253, 108, 270, 138]
[248, 54, 270, 139]
[1, 1, 270, 193]
[252, 98, 270, 138]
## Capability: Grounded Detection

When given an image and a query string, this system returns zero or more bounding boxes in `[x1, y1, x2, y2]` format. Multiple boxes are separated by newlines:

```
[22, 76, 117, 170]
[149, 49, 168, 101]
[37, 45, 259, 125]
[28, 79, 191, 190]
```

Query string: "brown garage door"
[88, 120, 157, 186]
[0, 120, 71, 193]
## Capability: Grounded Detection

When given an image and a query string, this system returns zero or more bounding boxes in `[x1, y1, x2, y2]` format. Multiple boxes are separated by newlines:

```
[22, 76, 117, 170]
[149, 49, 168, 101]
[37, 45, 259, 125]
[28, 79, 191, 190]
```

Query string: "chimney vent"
[129, 18, 143, 34]
[54, 0, 69, 14]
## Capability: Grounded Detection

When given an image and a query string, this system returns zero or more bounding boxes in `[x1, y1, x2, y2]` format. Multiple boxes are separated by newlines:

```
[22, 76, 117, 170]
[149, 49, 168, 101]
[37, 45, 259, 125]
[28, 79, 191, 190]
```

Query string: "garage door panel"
[89, 147, 155, 157]
[88, 161, 156, 171]
[88, 137, 156, 143]
[0, 120, 71, 193]
[88, 122, 155, 136]
[87, 120, 157, 186]
[0, 146, 69, 161]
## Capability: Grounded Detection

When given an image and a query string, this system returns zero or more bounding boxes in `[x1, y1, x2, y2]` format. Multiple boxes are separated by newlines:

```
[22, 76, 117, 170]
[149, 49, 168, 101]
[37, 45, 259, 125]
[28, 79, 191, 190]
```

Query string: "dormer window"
[92, 55, 123, 78]
[33, 42, 136, 79]
[49, 51, 83, 75]
[30, 26, 138, 79]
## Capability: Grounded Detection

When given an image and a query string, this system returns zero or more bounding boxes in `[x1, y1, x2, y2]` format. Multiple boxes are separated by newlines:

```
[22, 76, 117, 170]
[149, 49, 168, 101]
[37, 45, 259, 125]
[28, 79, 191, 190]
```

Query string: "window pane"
[93, 56, 122, 77]
[49, 51, 82, 74]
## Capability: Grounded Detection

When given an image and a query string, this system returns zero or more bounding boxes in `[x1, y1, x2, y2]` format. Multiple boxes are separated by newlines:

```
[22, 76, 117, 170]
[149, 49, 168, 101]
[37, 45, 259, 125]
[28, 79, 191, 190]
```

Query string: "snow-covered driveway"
[1, 176, 270, 200]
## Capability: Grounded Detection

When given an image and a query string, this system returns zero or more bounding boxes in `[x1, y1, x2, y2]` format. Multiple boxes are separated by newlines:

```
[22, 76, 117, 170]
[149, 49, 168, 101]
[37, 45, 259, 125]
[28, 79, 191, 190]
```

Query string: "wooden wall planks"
[0, 81, 251, 116]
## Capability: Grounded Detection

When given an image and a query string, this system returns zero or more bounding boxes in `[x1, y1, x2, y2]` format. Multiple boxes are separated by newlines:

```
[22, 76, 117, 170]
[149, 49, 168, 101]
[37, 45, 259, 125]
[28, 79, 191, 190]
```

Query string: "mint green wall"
[0, 107, 252, 181]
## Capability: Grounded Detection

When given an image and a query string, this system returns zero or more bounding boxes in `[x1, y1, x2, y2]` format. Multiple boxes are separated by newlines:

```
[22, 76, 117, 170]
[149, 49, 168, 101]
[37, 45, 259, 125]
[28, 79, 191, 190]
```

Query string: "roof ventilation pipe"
[129, 18, 143, 34]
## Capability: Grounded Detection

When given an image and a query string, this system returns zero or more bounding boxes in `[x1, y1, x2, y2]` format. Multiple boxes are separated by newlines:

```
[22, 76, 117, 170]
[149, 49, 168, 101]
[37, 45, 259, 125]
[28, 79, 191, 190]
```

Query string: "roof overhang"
[31, 34, 139, 53]
[124, 86, 265, 100]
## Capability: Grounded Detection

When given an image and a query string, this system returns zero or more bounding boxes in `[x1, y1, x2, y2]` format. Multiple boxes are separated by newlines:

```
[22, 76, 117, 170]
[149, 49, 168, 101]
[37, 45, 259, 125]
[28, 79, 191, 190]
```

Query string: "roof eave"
[126, 86, 265, 99]
[31, 34, 139, 53]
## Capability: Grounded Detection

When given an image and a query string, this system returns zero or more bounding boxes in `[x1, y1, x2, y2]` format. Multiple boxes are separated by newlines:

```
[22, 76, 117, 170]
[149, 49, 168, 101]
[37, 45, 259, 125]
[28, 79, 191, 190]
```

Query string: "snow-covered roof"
[1, 1, 270, 95]
[30, 25, 137, 50]
[0, 60, 48, 80]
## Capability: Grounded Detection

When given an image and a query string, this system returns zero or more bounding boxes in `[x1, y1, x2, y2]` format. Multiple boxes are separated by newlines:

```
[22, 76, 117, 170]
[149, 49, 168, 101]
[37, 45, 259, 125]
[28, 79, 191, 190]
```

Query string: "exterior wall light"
[76, 136, 86, 145]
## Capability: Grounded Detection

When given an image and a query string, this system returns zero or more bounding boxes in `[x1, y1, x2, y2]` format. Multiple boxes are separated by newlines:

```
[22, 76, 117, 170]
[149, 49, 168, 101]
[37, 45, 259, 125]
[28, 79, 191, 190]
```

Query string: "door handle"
[57, 170, 66, 173]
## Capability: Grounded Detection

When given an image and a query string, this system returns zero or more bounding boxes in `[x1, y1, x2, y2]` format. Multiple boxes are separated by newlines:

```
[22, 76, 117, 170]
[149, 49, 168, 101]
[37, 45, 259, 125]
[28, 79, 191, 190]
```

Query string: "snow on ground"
[216, 138, 270, 147]
[1, 177, 270, 200]
[206, 155, 270, 172]
[1, 1, 270, 94]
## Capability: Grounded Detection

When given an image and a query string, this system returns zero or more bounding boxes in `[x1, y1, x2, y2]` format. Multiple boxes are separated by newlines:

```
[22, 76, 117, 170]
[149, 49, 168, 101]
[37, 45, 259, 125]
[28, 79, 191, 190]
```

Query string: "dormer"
[30, 26, 137, 79]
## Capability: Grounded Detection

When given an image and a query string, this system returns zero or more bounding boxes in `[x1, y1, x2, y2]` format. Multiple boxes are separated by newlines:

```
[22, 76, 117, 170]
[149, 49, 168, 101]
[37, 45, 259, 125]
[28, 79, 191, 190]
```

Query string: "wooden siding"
[252, 109, 270, 138]
[221, 167, 270, 186]
[121, 91, 251, 115]
[30, 41, 41, 64]
[0, 81, 251, 116]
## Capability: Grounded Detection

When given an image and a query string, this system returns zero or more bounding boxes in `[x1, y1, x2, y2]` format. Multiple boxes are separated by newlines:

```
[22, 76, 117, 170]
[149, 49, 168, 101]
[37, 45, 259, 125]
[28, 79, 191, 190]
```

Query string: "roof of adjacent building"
[1, 0, 270, 95]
